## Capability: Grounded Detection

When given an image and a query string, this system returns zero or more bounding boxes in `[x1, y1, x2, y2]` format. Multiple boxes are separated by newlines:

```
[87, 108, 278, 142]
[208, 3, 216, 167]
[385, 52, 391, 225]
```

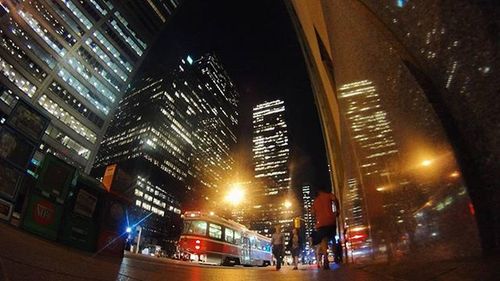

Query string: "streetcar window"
[208, 223, 222, 239]
[225, 228, 234, 244]
[185, 220, 207, 236]
[182, 221, 191, 234]
[234, 231, 241, 244]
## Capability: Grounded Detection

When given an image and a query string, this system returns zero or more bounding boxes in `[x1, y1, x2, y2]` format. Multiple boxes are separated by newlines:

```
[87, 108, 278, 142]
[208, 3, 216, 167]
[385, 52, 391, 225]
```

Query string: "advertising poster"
[6, 100, 49, 141]
[0, 127, 35, 170]
[0, 162, 22, 200]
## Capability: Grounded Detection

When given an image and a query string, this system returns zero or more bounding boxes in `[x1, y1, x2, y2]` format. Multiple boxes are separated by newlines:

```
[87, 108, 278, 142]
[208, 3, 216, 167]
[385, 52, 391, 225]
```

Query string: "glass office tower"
[0, 0, 181, 172]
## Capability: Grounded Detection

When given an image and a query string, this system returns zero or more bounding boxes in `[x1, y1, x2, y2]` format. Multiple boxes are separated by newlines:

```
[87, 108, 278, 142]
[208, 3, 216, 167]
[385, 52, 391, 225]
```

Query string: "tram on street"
[178, 211, 272, 266]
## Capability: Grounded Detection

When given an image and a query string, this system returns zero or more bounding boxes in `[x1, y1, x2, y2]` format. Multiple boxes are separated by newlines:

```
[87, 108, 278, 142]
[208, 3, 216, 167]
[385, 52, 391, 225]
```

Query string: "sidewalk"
[356, 255, 500, 281]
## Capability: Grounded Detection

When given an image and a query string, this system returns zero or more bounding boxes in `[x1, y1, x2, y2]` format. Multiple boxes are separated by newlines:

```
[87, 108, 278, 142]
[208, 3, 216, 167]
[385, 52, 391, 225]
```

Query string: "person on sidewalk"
[271, 225, 285, 271]
[289, 228, 302, 270]
[310, 230, 322, 268]
[312, 187, 340, 270]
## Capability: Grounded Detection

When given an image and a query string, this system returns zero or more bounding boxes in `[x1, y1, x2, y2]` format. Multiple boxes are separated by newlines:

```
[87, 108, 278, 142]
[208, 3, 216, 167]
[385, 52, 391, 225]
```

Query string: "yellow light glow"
[450, 171, 460, 178]
[376, 187, 385, 192]
[284, 200, 292, 209]
[421, 159, 432, 167]
[224, 186, 245, 205]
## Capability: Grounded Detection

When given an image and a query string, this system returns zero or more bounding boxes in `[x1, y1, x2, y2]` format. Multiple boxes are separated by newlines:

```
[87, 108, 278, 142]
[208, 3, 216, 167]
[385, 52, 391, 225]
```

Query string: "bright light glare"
[376, 187, 385, 192]
[450, 171, 460, 178]
[224, 187, 245, 205]
[284, 200, 292, 209]
[126, 227, 132, 233]
[421, 159, 432, 167]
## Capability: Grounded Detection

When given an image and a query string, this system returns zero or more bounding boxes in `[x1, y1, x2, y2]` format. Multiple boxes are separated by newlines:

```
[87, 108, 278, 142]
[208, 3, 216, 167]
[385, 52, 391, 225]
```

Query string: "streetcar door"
[242, 236, 251, 264]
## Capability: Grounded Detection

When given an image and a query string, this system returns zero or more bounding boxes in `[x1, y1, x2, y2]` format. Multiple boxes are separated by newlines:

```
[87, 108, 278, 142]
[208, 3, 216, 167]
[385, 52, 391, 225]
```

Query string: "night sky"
[139, 0, 331, 191]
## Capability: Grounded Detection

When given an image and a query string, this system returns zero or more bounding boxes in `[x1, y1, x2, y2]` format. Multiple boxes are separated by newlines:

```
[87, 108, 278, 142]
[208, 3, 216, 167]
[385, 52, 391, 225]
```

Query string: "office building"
[93, 54, 238, 248]
[0, 0, 181, 172]
[250, 99, 293, 238]
[301, 184, 314, 250]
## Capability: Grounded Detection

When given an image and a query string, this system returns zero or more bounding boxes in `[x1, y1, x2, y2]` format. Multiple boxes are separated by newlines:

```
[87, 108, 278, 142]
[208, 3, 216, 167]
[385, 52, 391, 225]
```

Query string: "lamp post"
[135, 226, 142, 254]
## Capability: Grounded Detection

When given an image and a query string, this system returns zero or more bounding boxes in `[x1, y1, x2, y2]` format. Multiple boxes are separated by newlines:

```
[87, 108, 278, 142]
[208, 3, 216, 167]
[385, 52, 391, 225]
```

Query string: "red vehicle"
[179, 211, 272, 266]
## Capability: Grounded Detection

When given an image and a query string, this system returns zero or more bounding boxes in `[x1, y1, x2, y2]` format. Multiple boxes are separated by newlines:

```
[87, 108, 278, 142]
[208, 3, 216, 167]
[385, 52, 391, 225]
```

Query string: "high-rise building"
[92, 54, 238, 248]
[186, 55, 239, 205]
[338, 80, 398, 181]
[250, 99, 293, 238]
[338, 80, 406, 254]
[301, 184, 314, 251]
[0, 0, 181, 172]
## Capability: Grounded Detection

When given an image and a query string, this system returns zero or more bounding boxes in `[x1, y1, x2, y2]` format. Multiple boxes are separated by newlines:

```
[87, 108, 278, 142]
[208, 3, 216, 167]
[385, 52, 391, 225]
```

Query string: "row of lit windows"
[29, 0, 77, 46]
[57, 68, 110, 114]
[38, 94, 97, 143]
[93, 31, 132, 72]
[61, 0, 93, 29]
[85, 38, 128, 81]
[18, 10, 66, 57]
[5, 19, 57, 69]
[48, 81, 105, 128]
[0, 30, 47, 82]
[77, 47, 122, 92]
[66, 56, 116, 103]
[0, 55, 37, 97]
[45, 125, 91, 159]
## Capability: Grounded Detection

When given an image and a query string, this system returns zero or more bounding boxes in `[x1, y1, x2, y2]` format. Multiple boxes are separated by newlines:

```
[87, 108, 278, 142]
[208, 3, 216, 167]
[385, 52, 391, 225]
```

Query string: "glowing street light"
[421, 159, 433, 167]
[284, 200, 292, 209]
[224, 184, 245, 206]
[450, 171, 460, 178]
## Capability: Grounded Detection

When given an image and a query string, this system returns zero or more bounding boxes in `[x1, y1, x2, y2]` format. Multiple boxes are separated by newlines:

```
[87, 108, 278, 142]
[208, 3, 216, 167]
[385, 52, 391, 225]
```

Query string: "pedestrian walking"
[311, 187, 340, 270]
[271, 225, 285, 270]
[289, 228, 302, 270]
[310, 230, 322, 268]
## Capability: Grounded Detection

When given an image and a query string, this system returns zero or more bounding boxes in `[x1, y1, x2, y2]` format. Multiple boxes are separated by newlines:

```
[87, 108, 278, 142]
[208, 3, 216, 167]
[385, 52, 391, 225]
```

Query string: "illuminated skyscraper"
[338, 80, 398, 180]
[92, 54, 238, 248]
[187, 54, 239, 204]
[301, 184, 314, 250]
[251, 99, 292, 237]
[0, 0, 181, 172]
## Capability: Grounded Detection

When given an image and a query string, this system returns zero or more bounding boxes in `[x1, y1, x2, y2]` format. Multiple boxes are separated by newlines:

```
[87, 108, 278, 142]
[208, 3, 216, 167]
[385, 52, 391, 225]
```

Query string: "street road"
[0, 224, 381, 281]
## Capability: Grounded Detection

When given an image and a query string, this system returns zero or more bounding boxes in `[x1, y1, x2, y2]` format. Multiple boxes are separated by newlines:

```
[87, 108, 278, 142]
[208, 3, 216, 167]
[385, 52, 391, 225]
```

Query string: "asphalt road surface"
[0, 224, 381, 281]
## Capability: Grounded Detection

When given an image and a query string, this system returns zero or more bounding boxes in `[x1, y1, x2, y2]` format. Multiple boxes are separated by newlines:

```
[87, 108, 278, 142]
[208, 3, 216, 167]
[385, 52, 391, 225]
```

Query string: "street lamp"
[224, 184, 245, 206]
[421, 159, 433, 167]
[284, 200, 292, 209]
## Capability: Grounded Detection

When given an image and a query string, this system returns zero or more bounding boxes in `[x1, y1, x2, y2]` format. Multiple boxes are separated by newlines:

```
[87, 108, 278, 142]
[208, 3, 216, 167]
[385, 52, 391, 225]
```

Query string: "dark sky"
[140, 0, 331, 190]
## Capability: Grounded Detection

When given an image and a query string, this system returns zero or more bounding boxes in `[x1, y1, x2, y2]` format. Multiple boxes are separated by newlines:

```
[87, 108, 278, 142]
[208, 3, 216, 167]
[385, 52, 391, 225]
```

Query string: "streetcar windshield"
[183, 220, 207, 236]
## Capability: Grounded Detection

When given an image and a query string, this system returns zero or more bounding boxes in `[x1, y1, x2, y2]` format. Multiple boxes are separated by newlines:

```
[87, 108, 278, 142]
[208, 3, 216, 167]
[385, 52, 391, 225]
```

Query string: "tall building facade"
[287, 0, 484, 263]
[187, 55, 239, 206]
[0, 0, 181, 172]
[301, 184, 314, 251]
[339, 80, 404, 259]
[250, 99, 293, 238]
[92, 54, 238, 248]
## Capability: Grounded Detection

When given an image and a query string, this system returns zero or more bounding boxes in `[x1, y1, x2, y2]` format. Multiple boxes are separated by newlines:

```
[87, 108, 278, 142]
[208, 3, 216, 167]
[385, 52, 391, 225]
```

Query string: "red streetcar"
[179, 211, 272, 266]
